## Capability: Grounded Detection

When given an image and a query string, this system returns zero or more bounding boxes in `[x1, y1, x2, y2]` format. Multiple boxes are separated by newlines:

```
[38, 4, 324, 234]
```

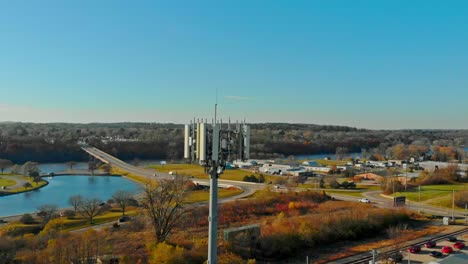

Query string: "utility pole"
[452, 189, 455, 221]
[370, 249, 377, 264]
[418, 185, 421, 213]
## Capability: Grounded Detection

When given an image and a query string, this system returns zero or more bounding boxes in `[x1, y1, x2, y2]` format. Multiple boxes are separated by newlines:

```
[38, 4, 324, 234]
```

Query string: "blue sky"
[0, 0, 467, 129]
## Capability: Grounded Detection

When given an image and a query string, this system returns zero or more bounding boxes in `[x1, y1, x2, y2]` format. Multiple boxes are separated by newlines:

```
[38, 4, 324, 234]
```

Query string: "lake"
[0, 175, 140, 217]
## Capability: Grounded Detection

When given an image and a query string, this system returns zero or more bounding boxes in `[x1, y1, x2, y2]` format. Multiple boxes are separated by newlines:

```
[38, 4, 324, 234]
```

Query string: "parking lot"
[399, 233, 467, 263]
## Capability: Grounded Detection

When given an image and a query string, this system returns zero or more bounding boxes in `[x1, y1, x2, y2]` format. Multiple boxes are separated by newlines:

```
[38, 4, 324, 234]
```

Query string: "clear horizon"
[1, 1, 467, 129]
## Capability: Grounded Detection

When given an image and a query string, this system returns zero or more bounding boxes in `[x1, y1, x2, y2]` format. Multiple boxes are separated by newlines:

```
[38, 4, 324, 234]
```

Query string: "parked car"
[441, 246, 453, 254]
[429, 251, 442, 257]
[358, 198, 370, 203]
[118, 216, 131, 223]
[408, 245, 421, 253]
[387, 253, 403, 262]
[453, 242, 465, 249]
[446, 236, 457, 242]
[424, 240, 436, 248]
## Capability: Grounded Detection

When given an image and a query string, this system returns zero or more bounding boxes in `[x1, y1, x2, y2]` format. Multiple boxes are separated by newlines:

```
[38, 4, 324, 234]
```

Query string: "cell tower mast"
[184, 105, 250, 264]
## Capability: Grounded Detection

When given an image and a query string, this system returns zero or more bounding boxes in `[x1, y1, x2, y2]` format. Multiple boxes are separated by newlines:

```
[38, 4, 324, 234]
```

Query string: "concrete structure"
[429, 254, 468, 264]
[420, 161, 468, 172]
[303, 166, 331, 173]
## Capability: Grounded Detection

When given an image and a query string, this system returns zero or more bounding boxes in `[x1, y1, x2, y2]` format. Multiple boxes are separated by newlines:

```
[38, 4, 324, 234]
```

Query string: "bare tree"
[21, 161, 40, 177]
[88, 160, 97, 175]
[0, 159, 13, 174]
[66, 161, 77, 171]
[79, 198, 103, 224]
[141, 177, 189, 242]
[69, 195, 83, 213]
[10, 164, 20, 175]
[37, 204, 59, 226]
[112, 190, 134, 216]
[386, 224, 408, 260]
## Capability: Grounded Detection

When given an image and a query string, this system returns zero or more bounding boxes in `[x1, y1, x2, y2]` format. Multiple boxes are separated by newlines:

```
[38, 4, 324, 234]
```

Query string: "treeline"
[1, 122, 467, 163]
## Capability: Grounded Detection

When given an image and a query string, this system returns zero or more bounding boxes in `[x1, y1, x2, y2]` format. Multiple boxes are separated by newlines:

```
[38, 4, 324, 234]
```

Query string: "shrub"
[243, 175, 259, 183]
[341, 181, 356, 189]
[148, 242, 185, 264]
[62, 210, 76, 219]
[454, 190, 468, 208]
[20, 214, 35, 224]
[328, 179, 340, 189]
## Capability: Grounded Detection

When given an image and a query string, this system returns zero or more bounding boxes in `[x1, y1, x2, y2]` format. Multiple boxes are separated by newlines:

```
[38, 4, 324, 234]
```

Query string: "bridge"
[80, 144, 263, 201]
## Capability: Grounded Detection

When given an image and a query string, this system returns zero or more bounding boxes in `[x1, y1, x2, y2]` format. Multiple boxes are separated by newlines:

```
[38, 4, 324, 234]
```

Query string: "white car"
[358, 198, 370, 203]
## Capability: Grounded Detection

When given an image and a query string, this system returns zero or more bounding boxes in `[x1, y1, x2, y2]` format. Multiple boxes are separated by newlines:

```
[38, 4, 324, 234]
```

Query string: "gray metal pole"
[452, 189, 455, 221]
[418, 185, 421, 213]
[208, 167, 219, 264]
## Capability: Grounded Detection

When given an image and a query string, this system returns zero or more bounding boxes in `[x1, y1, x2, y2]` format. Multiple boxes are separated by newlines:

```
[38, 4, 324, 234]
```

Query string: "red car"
[424, 240, 436, 248]
[453, 242, 465, 249]
[408, 245, 421, 253]
[441, 246, 453, 254]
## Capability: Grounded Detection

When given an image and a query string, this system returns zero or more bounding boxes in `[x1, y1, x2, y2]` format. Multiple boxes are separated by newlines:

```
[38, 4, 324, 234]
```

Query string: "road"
[81, 145, 467, 218]
[81, 145, 263, 202]
[363, 191, 467, 218]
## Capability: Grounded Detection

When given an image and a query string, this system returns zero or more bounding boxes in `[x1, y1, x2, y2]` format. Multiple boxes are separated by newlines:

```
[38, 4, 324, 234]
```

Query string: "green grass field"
[392, 183, 467, 209]
[184, 188, 243, 203]
[0, 174, 47, 193]
[149, 163, 280, 182]
[393, 184, 467, 202]
[315, 159, 348, 166]
[324, 185, 381, 197]
[0, 177, 16, 187]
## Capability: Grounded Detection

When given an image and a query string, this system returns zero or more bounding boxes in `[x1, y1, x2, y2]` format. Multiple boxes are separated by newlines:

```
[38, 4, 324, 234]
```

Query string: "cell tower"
[184, 113, 250, 264]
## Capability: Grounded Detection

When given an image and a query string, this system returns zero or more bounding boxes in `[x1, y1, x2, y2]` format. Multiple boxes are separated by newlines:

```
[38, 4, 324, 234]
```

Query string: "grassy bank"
[149, 163, 279, 182]
[0, 174, 48, 194]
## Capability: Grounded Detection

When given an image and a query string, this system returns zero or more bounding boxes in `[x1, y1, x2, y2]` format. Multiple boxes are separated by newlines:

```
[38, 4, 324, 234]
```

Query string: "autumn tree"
[407, 144, 429, 158]
[112, 190, 134, 216]
[391, 144, 409, 160]
[432, 146, 456, 162]
[141, 177, 189, 242]
[454, 190, 468, 208]
[79, 198, 103, 224]
[0, 159, 13, 174]
[0, 237, 16, 264]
